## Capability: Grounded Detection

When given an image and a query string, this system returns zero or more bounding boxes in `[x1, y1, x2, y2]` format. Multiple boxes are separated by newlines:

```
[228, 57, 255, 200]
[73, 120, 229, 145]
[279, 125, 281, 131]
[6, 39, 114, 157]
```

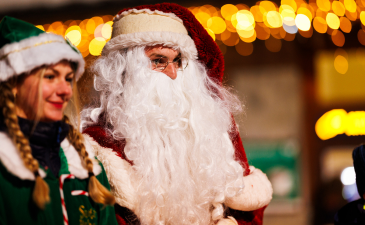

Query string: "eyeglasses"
[151, 56, 189, 71]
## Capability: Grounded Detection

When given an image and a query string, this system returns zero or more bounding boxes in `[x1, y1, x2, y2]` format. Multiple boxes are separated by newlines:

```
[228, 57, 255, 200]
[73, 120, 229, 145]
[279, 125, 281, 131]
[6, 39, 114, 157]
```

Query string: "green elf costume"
[0, 16, 118, 225]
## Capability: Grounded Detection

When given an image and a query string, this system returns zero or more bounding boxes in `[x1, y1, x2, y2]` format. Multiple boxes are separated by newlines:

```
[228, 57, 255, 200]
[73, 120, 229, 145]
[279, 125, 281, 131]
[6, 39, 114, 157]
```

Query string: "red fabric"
[117, 3, 224, 85]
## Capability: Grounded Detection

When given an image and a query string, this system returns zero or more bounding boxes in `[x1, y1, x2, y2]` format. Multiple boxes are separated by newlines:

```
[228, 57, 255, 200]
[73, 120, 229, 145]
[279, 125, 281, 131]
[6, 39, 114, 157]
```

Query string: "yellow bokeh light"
[360, 11, 365, 26]
[315, 109, 347, 140]
[101, 23, 112, 39]
[221, 4, 238, 21]
[205, 28, 216, 40]
[86, 19, 96, 34]
[334, 54, 348, 73]
[207, 17, 227, 34]
[65, 26, 82, 46]
[281, 0, 297, 11]
[344, 0, 357, 13]
[317, 0, 331, 12]
[240, 31, 257, 43]
[326, 13, 340, 29]
[332, 1, 345, 16]
[237, 26, 255, 38]
[346, 111, 365, 136]
[236, 10, 256, 30]
[296, 14, 311, 31]
[65, 30, 81, 46]
[195, 12, 211, 28]
[313, 17, 328, 33]
[260, 1, 277, 13]
[281, 8, 296, 20]
[89, 37, 106, 56]
[265, 11, 283, 28]
[222, 31, 240, 46]
[297, 7, 313, 21]
[250, 5, 264, 22]
[35, 25, 45, 31]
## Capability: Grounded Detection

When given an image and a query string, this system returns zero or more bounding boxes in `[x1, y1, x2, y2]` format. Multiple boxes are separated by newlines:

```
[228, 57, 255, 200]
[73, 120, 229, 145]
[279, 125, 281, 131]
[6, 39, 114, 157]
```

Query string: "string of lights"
[35, 1, 365, 74]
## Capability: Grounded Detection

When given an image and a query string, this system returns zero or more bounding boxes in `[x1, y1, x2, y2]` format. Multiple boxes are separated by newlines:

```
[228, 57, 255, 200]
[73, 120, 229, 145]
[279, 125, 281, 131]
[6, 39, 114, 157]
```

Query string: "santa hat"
[103, 3, 224, 84]
[0, 16, 85, 82]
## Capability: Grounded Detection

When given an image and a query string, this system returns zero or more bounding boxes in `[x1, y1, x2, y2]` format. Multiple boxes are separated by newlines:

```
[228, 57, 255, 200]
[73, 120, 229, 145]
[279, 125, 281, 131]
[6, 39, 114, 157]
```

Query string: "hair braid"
[63, 115, 115, 205]
[0, 81, 50, 209]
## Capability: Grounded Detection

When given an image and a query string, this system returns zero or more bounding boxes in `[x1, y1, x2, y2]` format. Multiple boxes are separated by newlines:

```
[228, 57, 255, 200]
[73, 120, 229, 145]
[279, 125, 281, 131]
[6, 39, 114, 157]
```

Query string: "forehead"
[145, 45, 180, 58]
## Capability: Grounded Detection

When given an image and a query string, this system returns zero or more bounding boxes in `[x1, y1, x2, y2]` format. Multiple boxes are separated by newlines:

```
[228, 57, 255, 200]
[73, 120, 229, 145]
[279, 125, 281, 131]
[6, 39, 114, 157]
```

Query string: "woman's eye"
[44, 75, 55, 80]
[66, 77, 74, 83]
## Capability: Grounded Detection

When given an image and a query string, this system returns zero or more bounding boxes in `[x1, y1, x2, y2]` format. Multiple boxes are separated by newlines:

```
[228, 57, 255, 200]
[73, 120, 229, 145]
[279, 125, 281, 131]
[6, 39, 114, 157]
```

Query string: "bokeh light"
[341, 167, 356, 185]
[221, 4, 238, 21]
[313, 17, 328, 33]
[326, 13, 340, 29]
[315, 109, 348, 140]
[332, 1, 346, 16]
[207, 17, 227, 34]
[65, 26, 82, 46]
[296, 14, 311, 31]
[340, 17, 352, 33]
[89, 37, 106, 56]
[235, 41, 254, 55]
[316, 0, 331, 12]
[331, 30, 345, 47]
[265, 36, 282, 52]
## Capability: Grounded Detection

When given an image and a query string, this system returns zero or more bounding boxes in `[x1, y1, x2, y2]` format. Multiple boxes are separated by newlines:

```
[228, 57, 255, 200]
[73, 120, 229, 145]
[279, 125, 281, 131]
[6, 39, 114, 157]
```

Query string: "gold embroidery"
[0, 40, 64, 60]
[79, 205, 97, 225]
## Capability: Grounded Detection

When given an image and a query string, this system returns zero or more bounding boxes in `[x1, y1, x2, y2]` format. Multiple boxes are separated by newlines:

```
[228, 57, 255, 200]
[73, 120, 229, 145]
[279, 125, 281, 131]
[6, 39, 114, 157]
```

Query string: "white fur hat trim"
[0, 33, 85, 82]
[104, 8, 198, 59]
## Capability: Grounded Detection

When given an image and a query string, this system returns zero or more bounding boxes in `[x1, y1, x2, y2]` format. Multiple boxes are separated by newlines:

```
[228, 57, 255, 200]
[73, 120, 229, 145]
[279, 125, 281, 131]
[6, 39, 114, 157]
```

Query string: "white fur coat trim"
[102, 31, 198, 60]
[225, 166, 273, 211]
[0, 131, 101, 180]
[0, 32, 85, 82]
[83, 134, 137, 210]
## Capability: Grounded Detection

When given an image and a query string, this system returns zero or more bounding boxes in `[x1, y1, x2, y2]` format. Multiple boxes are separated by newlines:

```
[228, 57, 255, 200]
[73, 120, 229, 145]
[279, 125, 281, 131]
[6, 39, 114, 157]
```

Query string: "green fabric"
[0, 156, 118, 225]
[58, 147, 70, 175]
[0, 16, 44, 49]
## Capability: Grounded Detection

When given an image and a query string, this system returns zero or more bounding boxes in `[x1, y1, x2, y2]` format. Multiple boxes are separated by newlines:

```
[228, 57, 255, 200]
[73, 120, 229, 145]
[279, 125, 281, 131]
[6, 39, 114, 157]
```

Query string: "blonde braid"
[0, 81, 50, 209]
[63, 115, 115, 205]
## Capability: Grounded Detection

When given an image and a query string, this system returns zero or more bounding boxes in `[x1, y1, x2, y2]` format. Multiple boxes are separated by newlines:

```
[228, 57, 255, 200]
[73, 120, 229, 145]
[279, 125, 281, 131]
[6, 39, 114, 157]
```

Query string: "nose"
[163, 63, 177, 80]
[56, 80, 72, 99]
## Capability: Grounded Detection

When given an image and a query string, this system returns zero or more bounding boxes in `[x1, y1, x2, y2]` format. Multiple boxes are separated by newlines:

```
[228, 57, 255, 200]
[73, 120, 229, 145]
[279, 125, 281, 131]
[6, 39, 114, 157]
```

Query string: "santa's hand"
[225, 166, 273, 211]
[216, 216, 238, 225]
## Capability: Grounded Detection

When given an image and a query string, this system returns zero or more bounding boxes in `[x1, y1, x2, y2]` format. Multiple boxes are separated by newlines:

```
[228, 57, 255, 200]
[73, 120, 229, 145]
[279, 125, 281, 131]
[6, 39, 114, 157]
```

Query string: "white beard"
[83, 47, 245, 225]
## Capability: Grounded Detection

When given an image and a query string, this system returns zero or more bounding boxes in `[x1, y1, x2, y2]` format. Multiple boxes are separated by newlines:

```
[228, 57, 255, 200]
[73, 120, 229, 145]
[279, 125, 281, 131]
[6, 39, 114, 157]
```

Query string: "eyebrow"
[149, 53, 182, 59]
[49, 68, 74, 76]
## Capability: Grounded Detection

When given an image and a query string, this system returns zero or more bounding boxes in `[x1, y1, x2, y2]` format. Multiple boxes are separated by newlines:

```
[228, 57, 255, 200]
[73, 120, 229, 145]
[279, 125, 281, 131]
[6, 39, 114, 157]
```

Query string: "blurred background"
[2, 0, 364, 224]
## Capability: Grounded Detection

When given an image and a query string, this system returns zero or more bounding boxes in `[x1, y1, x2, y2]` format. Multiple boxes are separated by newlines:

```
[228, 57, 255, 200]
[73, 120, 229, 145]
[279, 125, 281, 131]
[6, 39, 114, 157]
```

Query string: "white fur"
[83, 134, 137, 210]
[0, 33, 85, 82]
[112, 13, 188, 38]
[0, 131, 101, 180]
[61, 137, 101, 179]
[102, 31, 198, 60]
[82, 47, 246, 225]
[115, 8, 184, 24]
[225, 166, 273, 211]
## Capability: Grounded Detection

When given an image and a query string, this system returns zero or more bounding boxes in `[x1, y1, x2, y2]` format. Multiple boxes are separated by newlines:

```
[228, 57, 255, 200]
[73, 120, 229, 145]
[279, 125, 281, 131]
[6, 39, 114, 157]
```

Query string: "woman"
[0, 16, 117, 225]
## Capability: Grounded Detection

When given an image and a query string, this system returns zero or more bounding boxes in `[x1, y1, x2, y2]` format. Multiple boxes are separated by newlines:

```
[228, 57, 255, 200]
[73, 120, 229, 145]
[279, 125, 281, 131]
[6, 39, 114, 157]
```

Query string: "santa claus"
[82, 3, 273, 225]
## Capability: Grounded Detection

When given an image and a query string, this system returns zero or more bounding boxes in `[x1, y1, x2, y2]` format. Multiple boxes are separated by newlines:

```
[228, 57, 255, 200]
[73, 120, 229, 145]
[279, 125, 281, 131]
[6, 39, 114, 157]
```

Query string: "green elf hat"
[0, 16, 85, 82]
